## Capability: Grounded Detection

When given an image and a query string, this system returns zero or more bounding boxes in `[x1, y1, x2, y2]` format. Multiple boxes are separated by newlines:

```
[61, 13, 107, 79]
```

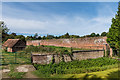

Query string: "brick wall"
[27, 37, 107, 50]
[72, 50, 104, 60]
[32, 50, 104, 64]
[32, 54, 53, 64]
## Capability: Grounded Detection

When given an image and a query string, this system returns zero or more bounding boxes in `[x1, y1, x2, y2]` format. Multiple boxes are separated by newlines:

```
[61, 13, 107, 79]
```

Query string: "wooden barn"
[3, 39, 26, 52]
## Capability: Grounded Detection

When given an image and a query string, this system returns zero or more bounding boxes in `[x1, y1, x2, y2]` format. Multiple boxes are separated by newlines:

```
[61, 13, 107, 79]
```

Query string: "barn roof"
[3, 39, 20, 48]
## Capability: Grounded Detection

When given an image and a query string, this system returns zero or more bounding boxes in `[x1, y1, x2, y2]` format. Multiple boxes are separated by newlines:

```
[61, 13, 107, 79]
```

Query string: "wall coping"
[27, 36, 107, 41]
[32, 49, 104, 56]
[72, 49, 104, 53]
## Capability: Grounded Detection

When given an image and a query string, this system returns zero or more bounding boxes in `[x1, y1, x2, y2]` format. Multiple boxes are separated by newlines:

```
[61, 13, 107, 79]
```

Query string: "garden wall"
[32, 50, 104, 64]
[27, 37, 107, 50]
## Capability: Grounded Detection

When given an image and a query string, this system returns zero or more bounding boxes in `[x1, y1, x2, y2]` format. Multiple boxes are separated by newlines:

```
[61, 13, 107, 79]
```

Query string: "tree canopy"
[107, 2, 120, 54]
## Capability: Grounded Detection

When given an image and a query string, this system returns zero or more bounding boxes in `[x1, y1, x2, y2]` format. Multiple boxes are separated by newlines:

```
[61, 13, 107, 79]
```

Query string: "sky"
[2, 2, 118, 37]
[0, 1, 2, 20]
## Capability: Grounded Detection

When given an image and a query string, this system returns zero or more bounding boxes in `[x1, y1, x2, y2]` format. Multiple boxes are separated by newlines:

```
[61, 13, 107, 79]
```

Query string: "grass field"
[50, 68, 120, 79]
[1, 51, 31, 64]
[24, 45, 94, 54]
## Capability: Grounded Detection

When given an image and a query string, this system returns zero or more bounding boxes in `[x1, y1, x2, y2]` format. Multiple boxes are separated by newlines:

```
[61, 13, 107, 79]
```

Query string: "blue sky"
[2, 2, 118, 36]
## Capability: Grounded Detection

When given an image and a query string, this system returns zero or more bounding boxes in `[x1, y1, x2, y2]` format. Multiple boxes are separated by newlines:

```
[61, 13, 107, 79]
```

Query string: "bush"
[34, 57, 119, 76]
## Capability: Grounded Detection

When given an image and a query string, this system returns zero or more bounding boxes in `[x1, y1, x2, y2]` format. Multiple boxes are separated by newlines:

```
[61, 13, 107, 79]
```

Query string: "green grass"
[24, 45, 94, 55]
[44, 45, 94, 51]
[33, 57, 119, 78]
[8, 64, 26, 78]
[1, 51, 31, 64]
[8, 72, 26, 78]
[50, 68, 120, 79]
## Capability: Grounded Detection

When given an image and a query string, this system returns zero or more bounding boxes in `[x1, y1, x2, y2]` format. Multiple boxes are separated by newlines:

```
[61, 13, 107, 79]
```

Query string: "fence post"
[15, 52, 17, 63]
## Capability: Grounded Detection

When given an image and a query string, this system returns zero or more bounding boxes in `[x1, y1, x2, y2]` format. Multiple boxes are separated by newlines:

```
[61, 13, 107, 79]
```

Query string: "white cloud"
[3, 17, 47, 33]
[2, 2, 116, 36]
[3, 15, 113, 36]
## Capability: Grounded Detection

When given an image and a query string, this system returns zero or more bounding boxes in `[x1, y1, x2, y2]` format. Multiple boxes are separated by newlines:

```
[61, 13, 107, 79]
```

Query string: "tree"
[64, 32, 70, 38]
[25, 36, 33, 40]
[101, 32, 107, 36]
[70, 35, 80, 38]
[107, 2, 120, 55]
[96, 33, 100, 37]
[0, 21, 9, 34]
[42, 36, 46, 40]
[0, 21, 10, 42]
[38, 36, 42, 40]
[11, 33, 17, 36]
[46, 34, 54, 39]
[33, 33, 38, 40]
[90, 33, 96, 37]
[15, 35, 25, 42]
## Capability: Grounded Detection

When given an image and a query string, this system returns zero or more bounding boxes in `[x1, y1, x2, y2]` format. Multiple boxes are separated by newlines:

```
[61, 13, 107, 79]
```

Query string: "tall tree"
[0, 21, 9, 34]
[107, 2, 120, 55]
[0, 21, 10, 42]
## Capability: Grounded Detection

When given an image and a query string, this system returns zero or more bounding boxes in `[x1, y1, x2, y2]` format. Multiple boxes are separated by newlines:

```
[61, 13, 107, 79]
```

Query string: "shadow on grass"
[106, 70, 120, 80]
[66, 70, 120, 80]
[82, 74, 102, 80]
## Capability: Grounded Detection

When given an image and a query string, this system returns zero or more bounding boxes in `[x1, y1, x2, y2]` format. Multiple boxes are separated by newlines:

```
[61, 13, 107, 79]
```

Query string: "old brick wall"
[32, 50, 104, 64]
[27, 37, 107, 50]
[32, 54, 53, 64]
[72, 50, 104, 60]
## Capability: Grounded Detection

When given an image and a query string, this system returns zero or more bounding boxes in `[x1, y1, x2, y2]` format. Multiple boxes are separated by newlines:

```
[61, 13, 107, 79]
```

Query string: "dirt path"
[16, 64, 39, 78]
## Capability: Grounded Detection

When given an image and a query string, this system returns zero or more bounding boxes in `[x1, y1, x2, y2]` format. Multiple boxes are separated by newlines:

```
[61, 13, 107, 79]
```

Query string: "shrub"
[34, 57, 119, 76]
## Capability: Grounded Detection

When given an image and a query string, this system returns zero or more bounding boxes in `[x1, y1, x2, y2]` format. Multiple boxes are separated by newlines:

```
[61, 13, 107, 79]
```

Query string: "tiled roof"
[3, 39, 20, 48]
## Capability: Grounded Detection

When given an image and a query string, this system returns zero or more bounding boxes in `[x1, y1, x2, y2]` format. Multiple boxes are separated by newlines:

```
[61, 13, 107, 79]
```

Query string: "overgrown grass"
[1, 51, 31, 64]
[24, 45, 71, 55]
[33, 57, 119, 78]
[24, 45, 93, 55]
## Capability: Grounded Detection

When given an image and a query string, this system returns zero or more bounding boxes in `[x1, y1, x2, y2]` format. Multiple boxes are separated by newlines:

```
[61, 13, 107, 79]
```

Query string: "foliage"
[63, 32, 70, 38]
[85, 33, 100, 37]
[15, 35, 25, 42]
[101, 32, 107, 36]
[25, 36, 34, 40]
[33, 33, 38, 40]
[0, 21, 10, 42]
[107, 2, 120, 54]
[0, 21, 9, 34]
[34, 57, 118, 77]
[46, 34, 55, 39]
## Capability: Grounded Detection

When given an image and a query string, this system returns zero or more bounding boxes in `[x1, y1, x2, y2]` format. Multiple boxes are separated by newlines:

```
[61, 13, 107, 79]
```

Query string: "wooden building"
[3, 39, 26, 52]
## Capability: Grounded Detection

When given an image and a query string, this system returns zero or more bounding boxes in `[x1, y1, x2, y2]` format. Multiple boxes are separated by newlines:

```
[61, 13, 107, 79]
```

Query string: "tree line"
[0, 22, 107, 42]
